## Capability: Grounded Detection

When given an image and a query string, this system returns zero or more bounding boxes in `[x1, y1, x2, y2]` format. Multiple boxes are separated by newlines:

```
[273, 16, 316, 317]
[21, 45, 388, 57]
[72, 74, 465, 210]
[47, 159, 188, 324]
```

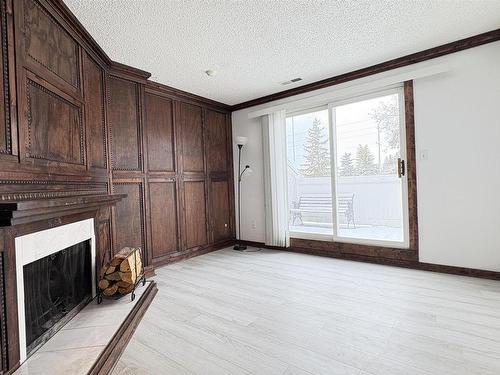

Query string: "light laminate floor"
[112, 247, 500, 375]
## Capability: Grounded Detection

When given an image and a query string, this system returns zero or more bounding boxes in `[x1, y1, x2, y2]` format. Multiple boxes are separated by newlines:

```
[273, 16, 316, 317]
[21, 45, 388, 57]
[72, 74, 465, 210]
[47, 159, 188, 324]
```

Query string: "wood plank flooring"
[112, 247, 500, 375]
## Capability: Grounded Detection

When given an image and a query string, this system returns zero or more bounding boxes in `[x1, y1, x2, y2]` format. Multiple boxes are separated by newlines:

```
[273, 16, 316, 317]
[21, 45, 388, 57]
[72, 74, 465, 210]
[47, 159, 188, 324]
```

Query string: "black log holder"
[96, 248, 146, 304]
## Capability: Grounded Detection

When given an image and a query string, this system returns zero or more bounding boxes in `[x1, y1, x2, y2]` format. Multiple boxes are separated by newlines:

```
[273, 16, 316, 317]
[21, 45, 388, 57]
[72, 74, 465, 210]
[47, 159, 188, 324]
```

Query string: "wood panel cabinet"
[178, 102, 204, 173]
[206, 109, 229, 173]
[205, 108, 234, 243]
[182, 179, 208, 249]
[148, 180, 179, 259]
[20, 0, 81, 97]
[112, 182, 146, 253]
[144, 92, 175, 172]
[26, 76, 84, 165]
[210, 179, 232, 243]
[108, 77, 142, 171]
[83, 53, 107, 170]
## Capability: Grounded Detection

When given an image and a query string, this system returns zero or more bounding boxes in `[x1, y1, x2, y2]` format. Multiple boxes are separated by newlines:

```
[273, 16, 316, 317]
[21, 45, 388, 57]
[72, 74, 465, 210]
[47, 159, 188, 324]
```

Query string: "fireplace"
[15, 219, 96, 362]
[23, 240, 92, 356]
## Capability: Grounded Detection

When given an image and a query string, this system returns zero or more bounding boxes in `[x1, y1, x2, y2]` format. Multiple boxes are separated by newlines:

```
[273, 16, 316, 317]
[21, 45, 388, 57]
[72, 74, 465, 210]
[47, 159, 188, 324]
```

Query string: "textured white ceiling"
[64, 0, 500, 105]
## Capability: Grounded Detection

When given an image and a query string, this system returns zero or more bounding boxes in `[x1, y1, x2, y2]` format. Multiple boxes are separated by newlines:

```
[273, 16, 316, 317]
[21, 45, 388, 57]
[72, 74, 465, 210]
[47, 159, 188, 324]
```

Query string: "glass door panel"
[331, 91, 408, 245]
[286, 108, 333, 237]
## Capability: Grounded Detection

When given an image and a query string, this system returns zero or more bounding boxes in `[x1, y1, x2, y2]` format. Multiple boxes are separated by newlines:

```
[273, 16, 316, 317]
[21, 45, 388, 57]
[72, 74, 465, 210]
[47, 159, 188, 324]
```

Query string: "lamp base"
[233, 244, 247, 251]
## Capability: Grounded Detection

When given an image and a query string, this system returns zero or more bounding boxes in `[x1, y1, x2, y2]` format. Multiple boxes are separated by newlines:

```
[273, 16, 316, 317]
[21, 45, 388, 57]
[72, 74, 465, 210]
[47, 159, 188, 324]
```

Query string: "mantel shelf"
[0, 193, 126, 227]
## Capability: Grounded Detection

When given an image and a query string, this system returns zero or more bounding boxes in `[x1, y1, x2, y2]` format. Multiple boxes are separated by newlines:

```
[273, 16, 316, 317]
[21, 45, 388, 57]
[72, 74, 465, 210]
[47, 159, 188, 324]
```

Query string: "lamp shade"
[235, 136, 248, 146]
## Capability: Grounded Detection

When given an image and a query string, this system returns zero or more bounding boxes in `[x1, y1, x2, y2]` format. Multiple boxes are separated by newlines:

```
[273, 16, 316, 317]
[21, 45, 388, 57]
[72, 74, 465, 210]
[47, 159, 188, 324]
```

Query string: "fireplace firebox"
[23, 240, 92, 356]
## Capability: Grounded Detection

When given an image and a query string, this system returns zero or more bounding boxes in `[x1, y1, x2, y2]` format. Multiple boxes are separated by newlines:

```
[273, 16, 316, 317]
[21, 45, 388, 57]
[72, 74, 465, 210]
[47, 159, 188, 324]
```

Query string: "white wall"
[232, 41, 500, 272]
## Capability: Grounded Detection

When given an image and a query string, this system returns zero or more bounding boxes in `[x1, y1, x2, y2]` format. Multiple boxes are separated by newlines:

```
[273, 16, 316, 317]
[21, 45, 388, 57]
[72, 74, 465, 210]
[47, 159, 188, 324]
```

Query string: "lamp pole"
[234, 144, 250, 251]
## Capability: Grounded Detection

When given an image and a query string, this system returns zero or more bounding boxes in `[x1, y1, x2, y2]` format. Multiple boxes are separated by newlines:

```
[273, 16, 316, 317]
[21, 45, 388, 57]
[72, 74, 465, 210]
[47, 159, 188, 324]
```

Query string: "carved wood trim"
[0, 0, 10, 155]
[0, 179, 108, 201]
[145, 81, 230, 112]
[0, 252, 7, 371]
[0, 190, 105, 201]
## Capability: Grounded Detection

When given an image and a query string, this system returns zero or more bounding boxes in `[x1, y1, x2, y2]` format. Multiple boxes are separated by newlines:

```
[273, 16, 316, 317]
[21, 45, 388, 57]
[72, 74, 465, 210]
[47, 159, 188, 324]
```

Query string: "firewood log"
[118, 284, 135, 294]
[104, 272, 122, 281]
[98, 279, 110, 290]
[119, 271, 136, 284]
[105, 265, 116, 275]
[110, 247, 133, 266]
[120, 255, 134, 273]
[119, 248, 142, 273]
[99, 262, 109, 279]
[103, 283, 119, 296]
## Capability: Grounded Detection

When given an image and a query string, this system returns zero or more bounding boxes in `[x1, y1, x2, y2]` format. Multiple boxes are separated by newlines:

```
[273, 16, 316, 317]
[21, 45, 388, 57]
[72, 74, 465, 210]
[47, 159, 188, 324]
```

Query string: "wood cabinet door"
[210, 179, 232, 243]
[108, 77, 142, 171]
[148, 181, 179, 260]
[206, 109, 229, 173]
[178, 102, 204, 173]
[19, 0, 81, 98]
[83, 53, 106, 170]
[182, 179, 208, 249]
[112, 182, 146, 254]
[144, 92, 175, 172]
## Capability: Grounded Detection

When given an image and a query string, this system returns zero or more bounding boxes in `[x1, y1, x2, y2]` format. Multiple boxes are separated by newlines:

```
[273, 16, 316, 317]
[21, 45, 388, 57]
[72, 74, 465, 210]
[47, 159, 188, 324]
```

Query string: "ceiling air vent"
[281, 77, 302, 85]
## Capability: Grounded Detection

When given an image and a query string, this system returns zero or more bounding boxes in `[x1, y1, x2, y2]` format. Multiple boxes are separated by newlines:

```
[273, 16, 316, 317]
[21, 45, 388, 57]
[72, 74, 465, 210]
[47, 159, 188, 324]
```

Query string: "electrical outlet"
[251, 220, 257, 230]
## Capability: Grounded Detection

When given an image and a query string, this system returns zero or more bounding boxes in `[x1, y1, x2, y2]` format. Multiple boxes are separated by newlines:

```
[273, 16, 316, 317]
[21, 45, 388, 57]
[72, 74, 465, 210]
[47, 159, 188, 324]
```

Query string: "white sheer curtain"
[261, 110, 290, 247]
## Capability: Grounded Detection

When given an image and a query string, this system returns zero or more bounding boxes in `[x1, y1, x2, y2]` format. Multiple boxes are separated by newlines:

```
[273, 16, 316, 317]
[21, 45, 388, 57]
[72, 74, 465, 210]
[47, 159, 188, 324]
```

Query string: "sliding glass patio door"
[330, 88, 408, 247]
[286, 87, 409, 247]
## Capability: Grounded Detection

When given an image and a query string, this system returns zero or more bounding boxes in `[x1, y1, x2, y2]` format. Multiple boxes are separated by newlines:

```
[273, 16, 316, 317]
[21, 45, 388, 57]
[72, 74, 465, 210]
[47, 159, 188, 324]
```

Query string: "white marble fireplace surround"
[14, 218, 97, 363]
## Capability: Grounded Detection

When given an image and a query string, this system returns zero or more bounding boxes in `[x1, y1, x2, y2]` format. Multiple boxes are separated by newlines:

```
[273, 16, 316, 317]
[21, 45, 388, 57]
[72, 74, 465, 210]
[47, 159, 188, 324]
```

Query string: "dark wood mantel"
[0, 193, 126, 227]
[0, 192, 126, 373]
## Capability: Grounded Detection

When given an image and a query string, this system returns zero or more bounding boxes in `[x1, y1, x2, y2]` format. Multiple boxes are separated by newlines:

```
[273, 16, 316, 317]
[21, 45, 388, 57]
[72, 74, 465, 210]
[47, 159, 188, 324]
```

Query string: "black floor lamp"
[234, 136, 251, 251]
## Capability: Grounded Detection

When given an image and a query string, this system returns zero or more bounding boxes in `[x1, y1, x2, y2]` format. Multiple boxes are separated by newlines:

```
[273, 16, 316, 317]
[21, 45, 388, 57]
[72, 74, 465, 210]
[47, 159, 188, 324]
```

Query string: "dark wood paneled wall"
[0, 0, 234, 372]
[0, 0, 234, 262]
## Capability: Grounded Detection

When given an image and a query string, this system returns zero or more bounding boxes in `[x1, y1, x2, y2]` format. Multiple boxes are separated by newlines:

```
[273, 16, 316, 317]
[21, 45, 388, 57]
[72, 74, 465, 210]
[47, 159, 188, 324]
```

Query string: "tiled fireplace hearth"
[0, 193, 158, 374]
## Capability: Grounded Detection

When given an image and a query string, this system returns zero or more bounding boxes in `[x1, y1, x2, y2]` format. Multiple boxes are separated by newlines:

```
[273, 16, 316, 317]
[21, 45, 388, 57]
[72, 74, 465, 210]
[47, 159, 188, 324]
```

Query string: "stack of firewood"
[98, 247, 143, 297]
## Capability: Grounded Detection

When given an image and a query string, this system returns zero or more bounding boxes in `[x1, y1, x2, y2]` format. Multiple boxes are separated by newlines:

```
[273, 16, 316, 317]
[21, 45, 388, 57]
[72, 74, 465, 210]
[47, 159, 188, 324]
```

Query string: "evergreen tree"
[339, 152, 355, 176]
[300, 118, 330, 177]
[355, 144, 377, 175]
[381, 154, 397, 175]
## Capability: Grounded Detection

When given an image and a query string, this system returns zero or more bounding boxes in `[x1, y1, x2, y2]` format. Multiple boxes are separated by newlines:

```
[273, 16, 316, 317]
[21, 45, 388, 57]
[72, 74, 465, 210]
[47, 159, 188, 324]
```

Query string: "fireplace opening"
[23, 240, 92, 356]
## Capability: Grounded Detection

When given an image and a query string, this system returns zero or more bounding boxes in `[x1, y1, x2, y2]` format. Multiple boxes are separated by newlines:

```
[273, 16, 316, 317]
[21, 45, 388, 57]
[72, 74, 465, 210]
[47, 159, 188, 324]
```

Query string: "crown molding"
[230, 28, 500, 111]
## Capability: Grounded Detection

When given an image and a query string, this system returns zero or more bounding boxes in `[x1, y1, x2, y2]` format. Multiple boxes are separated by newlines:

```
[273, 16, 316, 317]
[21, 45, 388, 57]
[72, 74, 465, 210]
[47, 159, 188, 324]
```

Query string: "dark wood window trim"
[289, 80, 418, 263]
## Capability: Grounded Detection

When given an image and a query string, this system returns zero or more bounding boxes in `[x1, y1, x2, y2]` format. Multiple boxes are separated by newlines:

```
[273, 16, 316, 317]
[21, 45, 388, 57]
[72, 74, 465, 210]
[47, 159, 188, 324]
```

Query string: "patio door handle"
[397, 158, 405, 178]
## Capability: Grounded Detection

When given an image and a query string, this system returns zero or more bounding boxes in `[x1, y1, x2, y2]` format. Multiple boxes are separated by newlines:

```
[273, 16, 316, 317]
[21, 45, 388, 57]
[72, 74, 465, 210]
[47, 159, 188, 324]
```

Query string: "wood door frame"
[289, 80, 419, 263]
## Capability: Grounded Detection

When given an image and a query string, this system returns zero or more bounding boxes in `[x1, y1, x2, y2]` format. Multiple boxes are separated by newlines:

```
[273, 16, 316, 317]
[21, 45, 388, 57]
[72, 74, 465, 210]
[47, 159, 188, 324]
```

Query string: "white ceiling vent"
[281, 77, 302, 86]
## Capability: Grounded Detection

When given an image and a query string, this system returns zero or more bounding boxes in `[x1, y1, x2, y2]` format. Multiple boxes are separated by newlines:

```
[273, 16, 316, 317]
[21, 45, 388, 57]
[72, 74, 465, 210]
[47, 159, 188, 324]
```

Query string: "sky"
[286, 93, 400, 175]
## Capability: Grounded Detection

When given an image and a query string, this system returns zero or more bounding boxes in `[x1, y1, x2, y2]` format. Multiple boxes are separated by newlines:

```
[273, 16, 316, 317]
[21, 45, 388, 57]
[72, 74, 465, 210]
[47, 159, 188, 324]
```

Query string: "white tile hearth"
[14, 283, 149, 375]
